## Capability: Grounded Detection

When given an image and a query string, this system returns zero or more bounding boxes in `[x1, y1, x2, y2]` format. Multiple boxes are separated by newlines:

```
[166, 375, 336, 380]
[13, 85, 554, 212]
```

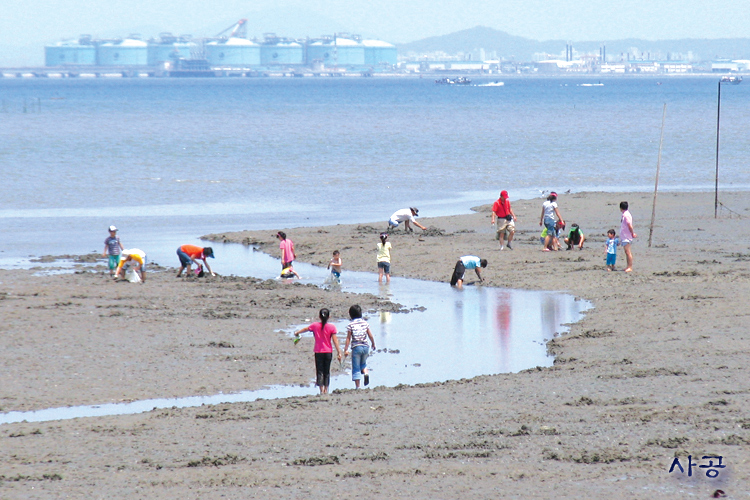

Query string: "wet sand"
[1, 190, 749, 498]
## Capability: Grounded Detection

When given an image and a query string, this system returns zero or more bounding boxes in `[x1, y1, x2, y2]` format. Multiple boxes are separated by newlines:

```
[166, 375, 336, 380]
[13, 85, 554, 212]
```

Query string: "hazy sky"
[2, 0, 748, 66]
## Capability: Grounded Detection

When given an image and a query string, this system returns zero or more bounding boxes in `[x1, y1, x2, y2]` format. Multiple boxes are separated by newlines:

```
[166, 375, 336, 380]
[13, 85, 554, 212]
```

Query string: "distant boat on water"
[721, 75, 742, 84]
[435, 77, 471, 85]
[578, 82, 604, 87]
[478, 81, 504, 87]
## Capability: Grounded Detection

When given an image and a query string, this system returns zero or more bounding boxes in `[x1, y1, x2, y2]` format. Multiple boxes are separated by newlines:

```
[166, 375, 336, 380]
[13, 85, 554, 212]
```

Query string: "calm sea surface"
[0, 76, 748, 263]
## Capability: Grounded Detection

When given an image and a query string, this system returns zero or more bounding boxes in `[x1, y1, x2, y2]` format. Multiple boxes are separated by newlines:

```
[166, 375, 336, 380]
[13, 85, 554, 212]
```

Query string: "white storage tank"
[260, 35, 304, 66]
[307, 36, 365, 66]
[45, 37, 96, 66]
[205, 38, 261, 66]
[97, 38, 148, 66]
[363, 39, 397, 66]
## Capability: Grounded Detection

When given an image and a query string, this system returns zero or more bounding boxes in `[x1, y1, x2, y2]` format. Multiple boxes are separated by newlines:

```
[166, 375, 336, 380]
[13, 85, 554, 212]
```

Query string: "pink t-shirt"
[308, 322, 337, 353]
[279, 239, 295, 263]
[620, 210, 634, 241]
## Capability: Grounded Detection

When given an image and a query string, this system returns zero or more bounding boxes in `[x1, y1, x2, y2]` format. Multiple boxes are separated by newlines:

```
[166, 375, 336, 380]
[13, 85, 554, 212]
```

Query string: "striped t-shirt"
[347, 318, 370, 348]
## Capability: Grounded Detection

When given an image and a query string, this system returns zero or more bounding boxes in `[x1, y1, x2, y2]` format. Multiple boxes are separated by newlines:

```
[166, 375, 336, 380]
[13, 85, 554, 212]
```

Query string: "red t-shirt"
[308, 322, 337, 353]
[492, 198, 511, 218]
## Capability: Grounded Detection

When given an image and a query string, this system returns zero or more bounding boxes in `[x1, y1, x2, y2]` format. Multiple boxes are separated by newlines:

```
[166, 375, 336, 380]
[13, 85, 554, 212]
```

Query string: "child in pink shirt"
[294, 308, 342, 394]
[620, 201, 637, 272]
[276, 231, 296, 270]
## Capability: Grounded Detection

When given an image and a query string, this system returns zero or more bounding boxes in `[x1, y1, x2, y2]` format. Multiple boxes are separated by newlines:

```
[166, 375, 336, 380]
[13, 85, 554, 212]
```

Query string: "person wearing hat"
[102, 225, 124, 277]
[114, 248, 147, 282]
[450, 255, 488, 289]
[387, 207, 426, 232]
[564, 223, 586, 250]
[176, 244, 215, 277]
[490, 190, 517, 250]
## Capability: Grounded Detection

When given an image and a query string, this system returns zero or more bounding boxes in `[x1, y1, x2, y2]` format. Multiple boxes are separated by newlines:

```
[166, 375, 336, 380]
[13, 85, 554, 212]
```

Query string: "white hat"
[109, 225, 118, 232]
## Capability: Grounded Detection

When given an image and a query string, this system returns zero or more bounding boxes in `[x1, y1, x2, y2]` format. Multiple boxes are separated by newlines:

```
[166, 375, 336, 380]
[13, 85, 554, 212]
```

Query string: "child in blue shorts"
[605, 229, 619, 271]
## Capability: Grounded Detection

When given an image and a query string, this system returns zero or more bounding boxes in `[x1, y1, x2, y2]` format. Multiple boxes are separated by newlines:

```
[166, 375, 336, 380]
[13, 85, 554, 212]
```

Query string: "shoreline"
[7, 184, 750, 271]
[2, 70, 748, 79]
[1, 190, 749, 497]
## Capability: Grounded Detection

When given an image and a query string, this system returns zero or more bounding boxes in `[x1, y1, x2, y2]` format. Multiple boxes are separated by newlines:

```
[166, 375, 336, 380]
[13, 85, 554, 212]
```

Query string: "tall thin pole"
[715, 81, 721, 219]
[648, 103, 667, 248]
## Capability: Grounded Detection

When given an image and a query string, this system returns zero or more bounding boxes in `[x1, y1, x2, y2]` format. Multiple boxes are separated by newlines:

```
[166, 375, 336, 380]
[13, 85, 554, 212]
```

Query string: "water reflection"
[0, 241, 590, 425]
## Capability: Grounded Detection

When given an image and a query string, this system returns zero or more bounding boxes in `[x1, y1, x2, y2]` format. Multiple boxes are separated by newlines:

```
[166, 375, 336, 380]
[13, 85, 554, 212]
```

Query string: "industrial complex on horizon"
[2, 19, 747, 78]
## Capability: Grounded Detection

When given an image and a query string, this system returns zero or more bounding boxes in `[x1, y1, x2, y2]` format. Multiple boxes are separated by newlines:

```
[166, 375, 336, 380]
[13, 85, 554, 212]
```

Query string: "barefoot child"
[327, 250, 342, 284]
[343, 305, 376, 389]
[294, 308, 342, 395]
[376, 233, 392, 284]
[620, 201, 637, 272]
[605, 229, 619, 271]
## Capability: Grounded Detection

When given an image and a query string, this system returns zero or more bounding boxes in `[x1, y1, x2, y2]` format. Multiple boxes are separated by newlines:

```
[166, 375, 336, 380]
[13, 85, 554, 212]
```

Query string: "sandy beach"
[1, 190, 749, 498]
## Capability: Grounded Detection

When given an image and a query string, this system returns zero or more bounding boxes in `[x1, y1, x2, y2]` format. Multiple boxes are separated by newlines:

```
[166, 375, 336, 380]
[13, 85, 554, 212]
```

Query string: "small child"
[565, 223, 586, 250]
[344, 304, 376, 389]
[327, 250, 342, 284]
[605, 229, 620, 271]
[280, 265, 300, 279]
[102, 225, 124, 277]
[376, 233, 392, 284]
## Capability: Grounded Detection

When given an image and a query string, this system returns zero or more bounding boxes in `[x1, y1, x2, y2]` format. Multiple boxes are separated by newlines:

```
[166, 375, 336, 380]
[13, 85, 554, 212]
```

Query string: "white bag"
[124, 268, 141, 283]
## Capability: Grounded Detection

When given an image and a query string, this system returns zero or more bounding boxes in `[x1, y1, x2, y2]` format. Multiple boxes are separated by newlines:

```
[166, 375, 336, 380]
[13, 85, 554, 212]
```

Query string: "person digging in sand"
[387, 207, 426, 232]
[176, 245, 215, 277]
[450, 255, 488, 289]
[564, 223, 586, 250]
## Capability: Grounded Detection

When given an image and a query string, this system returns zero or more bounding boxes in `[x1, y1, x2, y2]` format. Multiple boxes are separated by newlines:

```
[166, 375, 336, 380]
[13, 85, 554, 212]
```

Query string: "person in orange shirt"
[176, 244, 215, 277]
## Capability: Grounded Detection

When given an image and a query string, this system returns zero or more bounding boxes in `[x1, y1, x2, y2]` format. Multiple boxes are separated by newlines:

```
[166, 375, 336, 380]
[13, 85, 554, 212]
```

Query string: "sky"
[1, 0, 749, 66]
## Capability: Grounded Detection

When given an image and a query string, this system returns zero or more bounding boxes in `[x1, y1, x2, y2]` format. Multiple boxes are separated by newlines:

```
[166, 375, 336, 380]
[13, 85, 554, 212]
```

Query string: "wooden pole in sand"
[715, 80, 721, 219]
[648, 103, 667, 248]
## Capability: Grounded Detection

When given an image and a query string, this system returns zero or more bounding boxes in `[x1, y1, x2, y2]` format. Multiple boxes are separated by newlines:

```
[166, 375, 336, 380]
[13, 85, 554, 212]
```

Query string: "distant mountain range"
[397, 26, 750, 61]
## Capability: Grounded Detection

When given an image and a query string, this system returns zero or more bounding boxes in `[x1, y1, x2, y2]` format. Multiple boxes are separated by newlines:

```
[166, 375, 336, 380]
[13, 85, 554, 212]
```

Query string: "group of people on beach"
[104, 193, 636, 395]
[102, 226, 149, 282]
[491, 190, 637, 272]
[287, 205, 490, 393]
[103, 225, 216, 283]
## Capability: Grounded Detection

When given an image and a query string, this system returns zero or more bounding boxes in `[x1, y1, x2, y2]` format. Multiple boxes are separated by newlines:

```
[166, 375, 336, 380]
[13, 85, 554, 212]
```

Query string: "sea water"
[1, 76, 748, 265]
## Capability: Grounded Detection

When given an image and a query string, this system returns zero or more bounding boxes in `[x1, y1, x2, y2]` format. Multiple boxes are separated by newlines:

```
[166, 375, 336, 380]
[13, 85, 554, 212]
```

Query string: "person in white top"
[387, 207, 426, 232]
[539, 192, 564, 252]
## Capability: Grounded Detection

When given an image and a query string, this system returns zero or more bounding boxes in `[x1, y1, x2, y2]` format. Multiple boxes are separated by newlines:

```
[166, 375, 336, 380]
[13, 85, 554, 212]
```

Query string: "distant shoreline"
[0, 68, 746, 79]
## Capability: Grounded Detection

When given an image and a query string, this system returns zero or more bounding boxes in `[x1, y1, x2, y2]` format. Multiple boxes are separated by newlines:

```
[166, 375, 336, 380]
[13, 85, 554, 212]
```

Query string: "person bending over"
[450, 255, 488, 289]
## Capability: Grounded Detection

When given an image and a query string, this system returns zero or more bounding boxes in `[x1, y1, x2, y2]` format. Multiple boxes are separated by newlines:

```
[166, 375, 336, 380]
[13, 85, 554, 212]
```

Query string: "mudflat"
[1, 190, 748, 498]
